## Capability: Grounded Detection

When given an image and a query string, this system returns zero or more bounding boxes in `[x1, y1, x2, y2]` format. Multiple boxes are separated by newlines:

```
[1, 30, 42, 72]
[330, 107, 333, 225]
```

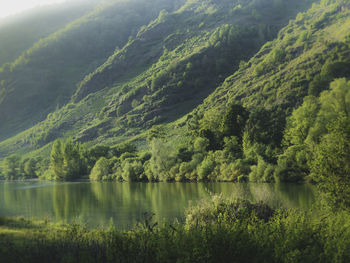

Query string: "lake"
[0, 181, 315, 229]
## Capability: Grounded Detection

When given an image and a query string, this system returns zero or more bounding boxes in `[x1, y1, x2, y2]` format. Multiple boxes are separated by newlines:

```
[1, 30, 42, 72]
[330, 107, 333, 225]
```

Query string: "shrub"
[90, 157, 111, 181]
[185, 196, 275, 228]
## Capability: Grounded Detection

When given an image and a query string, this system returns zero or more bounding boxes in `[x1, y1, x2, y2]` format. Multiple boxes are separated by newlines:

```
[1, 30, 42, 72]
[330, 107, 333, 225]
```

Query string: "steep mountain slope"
[73, 0, 315, 126]
[160, 0, 350, 183]
[0, 0, 316, 159]
[0, 0, 182, 140]
[0, 0, 98, 67]
[199, 0, 350, 115]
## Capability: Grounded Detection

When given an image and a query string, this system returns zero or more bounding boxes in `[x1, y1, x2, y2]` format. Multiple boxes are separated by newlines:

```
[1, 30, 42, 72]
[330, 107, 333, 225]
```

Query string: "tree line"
[2, 78, 350, 211]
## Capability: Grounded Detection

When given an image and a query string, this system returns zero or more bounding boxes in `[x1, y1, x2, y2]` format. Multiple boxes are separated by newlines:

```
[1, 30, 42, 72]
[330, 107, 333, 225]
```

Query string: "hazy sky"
[0, 0, 66, 18]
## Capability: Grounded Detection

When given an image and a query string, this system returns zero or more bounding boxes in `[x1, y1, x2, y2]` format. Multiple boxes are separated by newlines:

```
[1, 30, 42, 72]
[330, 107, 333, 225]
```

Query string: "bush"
[185, 196, 275, 228]
[249, 157, 268, 182]
[197, 155, 215, 181]
[274, 145, 308, 183]
[121, 160, 144, 182]
[90, 157, 111, 181]
[218, 162, 240, 181]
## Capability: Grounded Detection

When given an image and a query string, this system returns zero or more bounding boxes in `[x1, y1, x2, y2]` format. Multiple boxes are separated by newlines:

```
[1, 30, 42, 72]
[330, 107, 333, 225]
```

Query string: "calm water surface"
[0, 181, 315, 229]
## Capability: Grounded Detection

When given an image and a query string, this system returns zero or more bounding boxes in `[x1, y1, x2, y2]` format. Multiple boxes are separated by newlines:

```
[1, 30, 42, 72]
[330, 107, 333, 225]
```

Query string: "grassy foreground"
[1, 197, 350, 263]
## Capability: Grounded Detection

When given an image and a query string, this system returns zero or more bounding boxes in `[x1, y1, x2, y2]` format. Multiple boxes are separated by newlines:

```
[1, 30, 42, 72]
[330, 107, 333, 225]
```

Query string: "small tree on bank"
[50, 139, 87, 181]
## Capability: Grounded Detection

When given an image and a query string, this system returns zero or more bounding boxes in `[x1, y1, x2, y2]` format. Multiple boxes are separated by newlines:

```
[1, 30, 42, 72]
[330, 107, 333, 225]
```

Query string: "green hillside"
[0, 0, 182, 140]
[73, 0, 315, 129]
[2, 0, 350, 187]
[2, 1, 350, 261]
[179, 0, 350, 183]
[0, 0, 314, 159]
[200, 0, 350, 112]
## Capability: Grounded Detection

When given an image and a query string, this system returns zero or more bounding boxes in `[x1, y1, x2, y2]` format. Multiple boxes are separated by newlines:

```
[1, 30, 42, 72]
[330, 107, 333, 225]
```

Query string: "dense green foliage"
[0, 154, 39, 180]
[37, 138, 140, 181]
[1, 197, 350, 263]
[29, 78, 349, 202]
[49, 139, 87, 181]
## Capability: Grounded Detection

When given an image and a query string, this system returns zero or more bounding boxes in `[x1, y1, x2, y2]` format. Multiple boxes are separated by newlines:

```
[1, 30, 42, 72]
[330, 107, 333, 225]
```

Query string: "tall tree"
[149, 138, 177, 181]
[3, 154, 20, 180]
[23, 158, 37, 178]
[50, 140, 64, 180]
[309, 79, 350, 210]
[90, 157, 110, 181]
[311, 116, 350, 210]
[50, 139, 87, 181]
[221, 103, 248, 140]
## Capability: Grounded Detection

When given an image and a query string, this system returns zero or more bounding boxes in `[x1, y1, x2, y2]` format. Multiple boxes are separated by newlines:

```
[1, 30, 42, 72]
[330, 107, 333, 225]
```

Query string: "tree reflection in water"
[0, 181, 315, 229]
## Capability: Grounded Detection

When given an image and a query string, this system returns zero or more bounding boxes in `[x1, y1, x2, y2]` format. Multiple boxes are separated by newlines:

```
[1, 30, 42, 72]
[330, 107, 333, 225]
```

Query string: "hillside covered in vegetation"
[0, 0, 350, 201]
[0, 0, 314, 155]
[0, 0, 184, 140]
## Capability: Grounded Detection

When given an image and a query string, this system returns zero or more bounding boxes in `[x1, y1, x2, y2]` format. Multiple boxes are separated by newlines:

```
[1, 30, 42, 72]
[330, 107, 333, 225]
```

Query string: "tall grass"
[1, 196, 350, 263]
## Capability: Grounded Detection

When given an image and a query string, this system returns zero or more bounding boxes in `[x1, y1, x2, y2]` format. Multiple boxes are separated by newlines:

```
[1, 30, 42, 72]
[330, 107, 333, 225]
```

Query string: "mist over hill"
[0, 0, 183, 140]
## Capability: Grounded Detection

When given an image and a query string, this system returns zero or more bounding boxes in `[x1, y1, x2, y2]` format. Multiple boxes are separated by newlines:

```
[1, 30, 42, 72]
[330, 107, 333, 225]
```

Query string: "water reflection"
[0, 181, 315, 229]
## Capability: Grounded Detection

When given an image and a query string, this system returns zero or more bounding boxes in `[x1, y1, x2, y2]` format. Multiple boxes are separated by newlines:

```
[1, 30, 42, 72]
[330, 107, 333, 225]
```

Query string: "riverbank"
[1, 197, 350, 263]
